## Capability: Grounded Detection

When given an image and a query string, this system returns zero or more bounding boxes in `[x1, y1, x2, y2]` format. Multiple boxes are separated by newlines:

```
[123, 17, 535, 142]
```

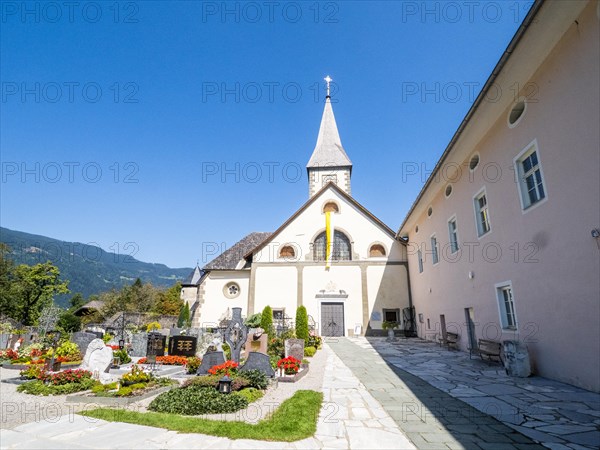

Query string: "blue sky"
[1, 1, 533, 268]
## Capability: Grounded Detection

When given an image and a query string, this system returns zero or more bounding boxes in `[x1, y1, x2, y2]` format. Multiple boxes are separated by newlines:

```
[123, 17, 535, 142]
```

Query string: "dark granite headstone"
[72, 332, 98, 355]
[240, 352, 275, 377]
[196, 351, 226, 375]
[147, 332, 166, 357]
[168, 336, 197, 357]
[224, 307, 248, 363]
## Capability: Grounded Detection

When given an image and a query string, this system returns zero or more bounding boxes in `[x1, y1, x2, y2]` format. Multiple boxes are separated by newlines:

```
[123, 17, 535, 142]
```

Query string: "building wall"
[402, 3, 600, 391]
[308, 168, 351, 197]
[194, 271, 250, 327]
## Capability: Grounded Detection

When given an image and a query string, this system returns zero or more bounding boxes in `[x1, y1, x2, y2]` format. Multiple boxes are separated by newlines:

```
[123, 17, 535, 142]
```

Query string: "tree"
[0, 244, 15, 318]
[260, 305, 274, 338]
[58, 310, 81, 333]
[177, 302, 191, 327]
[68, 293, 86, 311]
[153, 282, 183, 316]
[10, 262, 69, 325]
[295, 305, 309, 341]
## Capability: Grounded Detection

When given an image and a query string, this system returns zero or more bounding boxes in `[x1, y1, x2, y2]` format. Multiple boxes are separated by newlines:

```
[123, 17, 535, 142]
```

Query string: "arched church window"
[313, 231, 352, 262]
[279, 245, 295, 259]
[322, 202, 339, 213]
[369, 244, 386, 257]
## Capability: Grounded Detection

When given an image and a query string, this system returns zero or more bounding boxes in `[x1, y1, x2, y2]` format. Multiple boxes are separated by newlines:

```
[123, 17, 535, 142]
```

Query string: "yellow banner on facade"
[325, 210, 333, 269]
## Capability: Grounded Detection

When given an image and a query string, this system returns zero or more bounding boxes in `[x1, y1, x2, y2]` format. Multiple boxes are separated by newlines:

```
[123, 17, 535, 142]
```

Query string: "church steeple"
[306, 76, 352, 198]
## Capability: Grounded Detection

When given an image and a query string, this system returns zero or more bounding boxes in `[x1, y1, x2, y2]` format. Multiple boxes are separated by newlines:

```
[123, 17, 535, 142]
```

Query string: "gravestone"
[243, 332, 268, 359]
[130, 333, 148, 357]
[240, 352, 275, 377]
[223, 307, 248, 363]
[147, 332, 166, 357]
[72, 332, 97, 354]
[80, 339, 113, 374]
[168, 336, 197, 357]
[285, 339, 305, 362]
[196, 351, 226, 375]
[0, 334, 10, 349]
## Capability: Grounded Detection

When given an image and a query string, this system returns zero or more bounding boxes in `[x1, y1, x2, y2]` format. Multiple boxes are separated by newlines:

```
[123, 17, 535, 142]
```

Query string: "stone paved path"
[0, 345, 414, 449]
[328, 337, 600, 450]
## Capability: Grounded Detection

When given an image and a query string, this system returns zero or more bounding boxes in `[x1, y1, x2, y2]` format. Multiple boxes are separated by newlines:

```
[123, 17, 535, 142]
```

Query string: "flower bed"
[137, 355, 188, 365]
[17, 369, 94, 396]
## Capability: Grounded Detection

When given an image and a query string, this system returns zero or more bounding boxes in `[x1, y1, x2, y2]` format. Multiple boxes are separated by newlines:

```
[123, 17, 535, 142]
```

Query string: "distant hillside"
[0, 227, 192, 307]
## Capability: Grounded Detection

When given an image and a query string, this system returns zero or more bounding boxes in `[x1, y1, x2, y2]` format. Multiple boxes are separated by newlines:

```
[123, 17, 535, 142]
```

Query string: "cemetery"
[0, 305, 325, 441]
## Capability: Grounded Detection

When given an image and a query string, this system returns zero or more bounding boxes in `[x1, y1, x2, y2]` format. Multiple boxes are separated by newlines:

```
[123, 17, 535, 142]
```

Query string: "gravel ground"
[0, 349, 327, 429]
[0, 367, 90, 431]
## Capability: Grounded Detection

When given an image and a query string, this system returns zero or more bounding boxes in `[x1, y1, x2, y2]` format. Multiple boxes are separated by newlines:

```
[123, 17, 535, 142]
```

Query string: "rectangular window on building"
[495, 283, 517, 330]
[383, 308, 400, 323]
[515, 142, 546, 210]
[474, 190, 491, 236]
[430, 235, 439, 264]
[448, 217, 459, 253]
[417, 249, 423, 273]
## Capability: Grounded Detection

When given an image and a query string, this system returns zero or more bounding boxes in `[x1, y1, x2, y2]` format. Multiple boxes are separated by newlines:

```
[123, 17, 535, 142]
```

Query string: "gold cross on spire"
[324, 75, 332, 97]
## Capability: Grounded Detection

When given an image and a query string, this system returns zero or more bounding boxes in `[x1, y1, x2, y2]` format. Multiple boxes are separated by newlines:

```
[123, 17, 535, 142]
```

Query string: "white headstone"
[81, 339, 113, 376]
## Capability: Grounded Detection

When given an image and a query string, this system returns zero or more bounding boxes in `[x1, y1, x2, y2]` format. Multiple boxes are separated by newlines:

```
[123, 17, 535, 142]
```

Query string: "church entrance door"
[321, 302, 344, 337]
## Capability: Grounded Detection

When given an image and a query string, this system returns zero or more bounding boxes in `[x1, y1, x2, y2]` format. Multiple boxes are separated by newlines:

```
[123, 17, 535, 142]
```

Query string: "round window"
[415, 225, 419, 233]
[469, 154, 480, 171]
[223, 282, 240, 299]
[508, 99, 526, 127]
[427, 206, 433, 217]
[445, 184, 453, 198]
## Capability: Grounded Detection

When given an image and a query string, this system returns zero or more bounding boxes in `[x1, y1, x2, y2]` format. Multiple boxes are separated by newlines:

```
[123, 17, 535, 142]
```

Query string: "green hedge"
[149, 386, 248, 415]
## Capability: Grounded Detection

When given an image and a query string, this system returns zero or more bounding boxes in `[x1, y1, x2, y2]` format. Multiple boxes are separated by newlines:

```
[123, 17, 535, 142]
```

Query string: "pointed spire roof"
[306, 97, 352, 169]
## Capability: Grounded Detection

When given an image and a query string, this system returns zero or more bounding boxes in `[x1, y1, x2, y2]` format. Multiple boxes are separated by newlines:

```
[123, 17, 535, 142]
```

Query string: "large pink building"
[397, 0, 600, 392]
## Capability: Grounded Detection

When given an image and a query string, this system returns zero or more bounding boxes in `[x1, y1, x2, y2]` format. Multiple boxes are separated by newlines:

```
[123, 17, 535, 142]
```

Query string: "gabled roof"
[245, 182, 402, 259]
[306, 98, 352, 169]
[203, 232, 272, 271]
[182, 265, 204, 286]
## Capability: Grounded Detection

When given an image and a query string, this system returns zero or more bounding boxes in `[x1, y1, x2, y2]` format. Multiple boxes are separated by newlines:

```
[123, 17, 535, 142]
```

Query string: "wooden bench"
[438, 332, 459, 350]
[470, 339, 502, 363]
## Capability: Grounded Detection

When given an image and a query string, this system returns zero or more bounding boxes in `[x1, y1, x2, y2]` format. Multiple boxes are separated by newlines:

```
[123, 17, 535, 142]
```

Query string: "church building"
[182, 84, 411, 337]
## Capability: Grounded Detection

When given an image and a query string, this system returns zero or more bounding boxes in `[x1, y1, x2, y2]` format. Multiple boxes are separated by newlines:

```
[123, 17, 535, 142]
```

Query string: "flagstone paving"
[327, 337, 600, 450]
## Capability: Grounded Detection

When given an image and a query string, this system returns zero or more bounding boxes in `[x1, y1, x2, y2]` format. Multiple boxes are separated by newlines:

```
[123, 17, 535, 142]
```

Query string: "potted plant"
[382, 321, 399, 339]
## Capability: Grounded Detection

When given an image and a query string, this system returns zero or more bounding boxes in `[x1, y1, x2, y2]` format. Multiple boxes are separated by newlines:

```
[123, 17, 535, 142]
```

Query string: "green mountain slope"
[0, 227, 192, 307]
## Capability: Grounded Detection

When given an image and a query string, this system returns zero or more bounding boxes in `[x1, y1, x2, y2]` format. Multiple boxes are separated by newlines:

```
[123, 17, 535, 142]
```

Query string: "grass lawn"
[81, 390, 323, 442]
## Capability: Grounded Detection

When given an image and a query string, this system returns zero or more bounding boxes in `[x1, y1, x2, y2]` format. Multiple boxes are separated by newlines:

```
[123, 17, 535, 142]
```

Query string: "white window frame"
[430, 234, 439, 265]
[473, 188, 491, 238]
[513, 139, 548, 213]
[417, 248, 423, 273]
[447, 215, 459, 254]
[495, 281, 518, 330]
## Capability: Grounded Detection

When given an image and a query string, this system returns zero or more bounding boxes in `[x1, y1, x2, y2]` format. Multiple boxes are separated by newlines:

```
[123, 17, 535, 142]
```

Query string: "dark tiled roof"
[203, 232, 272, 271]
[182, 266, 204, 285]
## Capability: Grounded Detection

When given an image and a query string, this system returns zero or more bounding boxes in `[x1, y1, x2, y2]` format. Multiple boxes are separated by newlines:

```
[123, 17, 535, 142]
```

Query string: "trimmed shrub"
[149, 386, 248, 415]
[295, 306, 309, 341]
[234, 387, 264, 403]
[239, 369, 268, 390]
[304, 346, 317, 357]
[113, 349, 131, 364]
[186, 357, 201, 374]
[260, 306, 274, 338]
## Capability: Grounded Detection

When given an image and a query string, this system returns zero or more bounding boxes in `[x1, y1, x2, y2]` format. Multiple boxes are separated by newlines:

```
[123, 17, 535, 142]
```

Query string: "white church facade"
[182, 92, 412, 337]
